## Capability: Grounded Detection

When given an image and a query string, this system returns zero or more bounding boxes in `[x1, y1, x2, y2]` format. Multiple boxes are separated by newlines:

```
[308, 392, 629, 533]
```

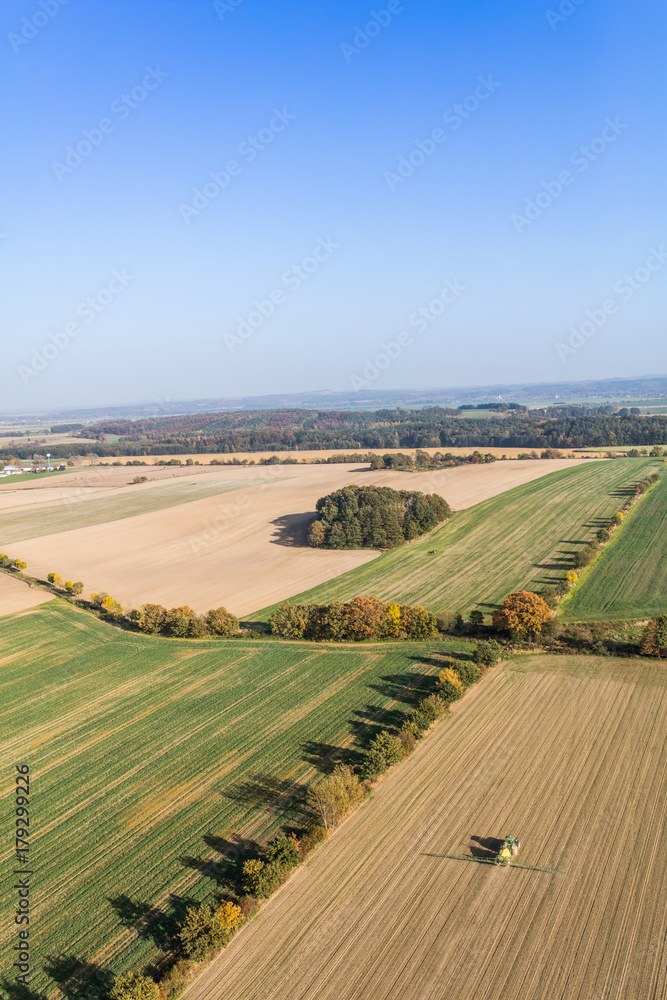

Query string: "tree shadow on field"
[269, 513, 315, 547]
[222, 774, 308, 821]
[1, 981, 48, 1000]
[469, 835, 503, 859]
[368, 671, 435, 705]
[42, 955, 114, 999]
[301, 739, 358, 772]
[106, 893, 188, 951]
[197, 832, 262, 889]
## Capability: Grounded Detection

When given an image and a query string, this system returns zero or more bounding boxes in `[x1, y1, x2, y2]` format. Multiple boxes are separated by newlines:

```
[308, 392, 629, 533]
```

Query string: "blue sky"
[2, 0, 666, 411]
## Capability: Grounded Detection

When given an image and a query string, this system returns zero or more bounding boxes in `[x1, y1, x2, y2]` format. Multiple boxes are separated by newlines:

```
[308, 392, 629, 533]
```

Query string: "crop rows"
[562, 473, 667, 621]
[0, 603, 466, 994]
[184, 654, 667, 1000]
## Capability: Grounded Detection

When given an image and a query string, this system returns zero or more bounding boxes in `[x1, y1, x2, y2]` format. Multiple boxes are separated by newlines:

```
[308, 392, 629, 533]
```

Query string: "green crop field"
[0, 603, 468, 995]
[253, 459, 661, 621]
[0, 476, 273, 544]
[561, 474, 667, 621]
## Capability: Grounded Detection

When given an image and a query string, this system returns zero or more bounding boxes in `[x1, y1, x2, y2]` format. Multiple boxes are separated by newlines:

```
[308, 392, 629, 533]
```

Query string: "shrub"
[596, 528, 611, 544]
[472, 641, 503, 669]
[436, 667, 465, 702]
[241, 858, 285, 898]
[492, 591, 552, 637]
[574, 545, 598, 569]
[399, 603, 438, 639]
[269, 602, 310, 639]
[299, 824, 327, 855]
[137, 603, 167, 634]
[165, 606, 199, 637]
[47, 572, 64, 588]
[305, 601, 348, 640]
[100, 596, 124, 620]
[398, 729, 418, 753]
[419, 693, 447, 719]
[307, 765, 364, 830]
[565, 569, 579, 586]
[342, 595, 390, 641]
[613, 511, 625, 525]
[640, 615, 667, 657]
[539, 585, 560, 610]
[13, 560, 27, 571]
[205, 607, 239, 636]
[453, 661, 481, 688]
[266, 833, 300, 870]
[65, 580, 84, 596]
[109, 973, 161, 1000]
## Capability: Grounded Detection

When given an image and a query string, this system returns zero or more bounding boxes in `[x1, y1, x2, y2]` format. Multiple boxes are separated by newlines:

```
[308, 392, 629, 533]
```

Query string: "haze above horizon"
[3, 0, 665, 411]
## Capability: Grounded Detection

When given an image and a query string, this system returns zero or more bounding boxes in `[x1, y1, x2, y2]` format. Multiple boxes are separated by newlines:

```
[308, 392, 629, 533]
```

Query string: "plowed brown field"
[1, 459, 588, 616]
[183, 655, 667, 1000]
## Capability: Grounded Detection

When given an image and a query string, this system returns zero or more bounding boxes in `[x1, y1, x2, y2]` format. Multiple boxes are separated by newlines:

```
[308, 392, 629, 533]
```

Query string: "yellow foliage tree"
[386, 602, 402, 637]
[436, 667, 465, 702]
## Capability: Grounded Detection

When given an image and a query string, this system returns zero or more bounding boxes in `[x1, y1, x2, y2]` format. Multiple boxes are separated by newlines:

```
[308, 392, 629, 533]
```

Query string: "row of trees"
[269, 596, 438, 641]
[308, 485, 452, 550]
[135, 603, 239, 638]
[0, 553, 27, 570]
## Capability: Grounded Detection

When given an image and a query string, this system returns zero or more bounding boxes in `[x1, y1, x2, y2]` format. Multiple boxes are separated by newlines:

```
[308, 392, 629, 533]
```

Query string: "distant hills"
[2, 374, 667, 425]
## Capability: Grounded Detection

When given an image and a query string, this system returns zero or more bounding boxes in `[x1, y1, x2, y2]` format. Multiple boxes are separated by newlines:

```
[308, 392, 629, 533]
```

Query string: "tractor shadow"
[469, 835, 503, 859]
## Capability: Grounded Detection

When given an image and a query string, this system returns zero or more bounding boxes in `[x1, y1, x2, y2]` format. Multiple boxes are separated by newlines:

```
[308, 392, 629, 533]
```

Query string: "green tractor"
[495, 835, 521, 865]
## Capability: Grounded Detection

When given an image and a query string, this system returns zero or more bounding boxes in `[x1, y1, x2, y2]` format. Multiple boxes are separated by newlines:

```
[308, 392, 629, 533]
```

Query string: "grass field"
[185, 653, 667, 1000]
[253, 459, 660, 620]
[0, 602, 469, 996]
[562, 473, 667, 622]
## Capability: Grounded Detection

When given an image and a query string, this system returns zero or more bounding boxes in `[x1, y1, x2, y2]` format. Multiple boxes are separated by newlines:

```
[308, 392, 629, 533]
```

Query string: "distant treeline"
[2, 406, 667, 459]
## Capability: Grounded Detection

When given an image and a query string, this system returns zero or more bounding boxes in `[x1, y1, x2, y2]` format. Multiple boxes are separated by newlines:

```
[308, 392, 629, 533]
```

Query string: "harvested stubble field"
[0, 459, 587, 616]
[255, 458, 659, 619]
[0, 602, 469, 995]
[185, 653, 667, 1000]
[562, 473, 667, 621]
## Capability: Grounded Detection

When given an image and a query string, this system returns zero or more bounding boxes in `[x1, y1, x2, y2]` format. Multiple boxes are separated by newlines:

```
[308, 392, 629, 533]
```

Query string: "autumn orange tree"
[492, 591, 552, 637]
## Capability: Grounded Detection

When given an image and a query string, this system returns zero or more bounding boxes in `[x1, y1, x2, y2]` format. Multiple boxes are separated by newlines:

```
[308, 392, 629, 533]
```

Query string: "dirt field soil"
[183, 654, 667, 1000]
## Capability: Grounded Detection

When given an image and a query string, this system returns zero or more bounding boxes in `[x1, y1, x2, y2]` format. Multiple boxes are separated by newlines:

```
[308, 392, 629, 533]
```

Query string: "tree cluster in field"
[7, 405, 667, 460]
[135, 603, 239, 638]
[269, 596, 438, 641]
[308, 485, 451, 550]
